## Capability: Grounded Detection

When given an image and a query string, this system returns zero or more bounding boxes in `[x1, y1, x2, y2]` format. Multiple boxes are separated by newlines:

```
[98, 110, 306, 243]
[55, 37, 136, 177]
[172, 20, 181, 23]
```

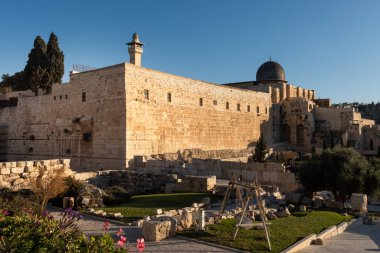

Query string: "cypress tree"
[47, 32, 64, 84]
[254, 134, 268, 162]
[24, 36, 50, 93]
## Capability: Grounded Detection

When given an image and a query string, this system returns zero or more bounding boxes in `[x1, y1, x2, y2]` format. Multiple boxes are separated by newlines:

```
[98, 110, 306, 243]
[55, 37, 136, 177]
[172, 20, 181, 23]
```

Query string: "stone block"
[180, 208, 193, 229]
[81, 197, 91, 206]
[63, 197, 75, 209]
[132, 219, 144, 227]
[266, 210, 277, 220]
[276, 208, 290, 218]
[16, 161, 26, 167]
[351, 193, 367, 212]
[25, 161, 34, 167]
[142, 220, 172, 242]
[0, 168, 10, 175]
[11, 167, 24, 174]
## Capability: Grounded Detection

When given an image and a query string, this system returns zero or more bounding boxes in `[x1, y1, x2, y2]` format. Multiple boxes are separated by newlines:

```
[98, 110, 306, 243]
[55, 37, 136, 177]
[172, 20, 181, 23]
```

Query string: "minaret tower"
[127, 32, 144, 66]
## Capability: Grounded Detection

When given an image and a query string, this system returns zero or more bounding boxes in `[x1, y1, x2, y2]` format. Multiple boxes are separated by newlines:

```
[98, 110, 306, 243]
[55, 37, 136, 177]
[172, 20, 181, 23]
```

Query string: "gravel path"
[48, 207, 244, 253]
[299, 218, 380, 253]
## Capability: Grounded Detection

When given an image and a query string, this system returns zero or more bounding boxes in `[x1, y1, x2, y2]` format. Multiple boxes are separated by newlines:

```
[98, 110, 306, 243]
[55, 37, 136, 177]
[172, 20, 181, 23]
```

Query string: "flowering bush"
[0, 208, 144, 253]
[103, 221, 145, 252]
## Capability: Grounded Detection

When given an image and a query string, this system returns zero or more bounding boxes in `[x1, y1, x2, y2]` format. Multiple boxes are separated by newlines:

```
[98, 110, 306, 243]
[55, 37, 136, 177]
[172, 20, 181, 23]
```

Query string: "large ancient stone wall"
[0, 64, 127, 171]
[125, 63, 271, 160]
[0, 62, 273, 171]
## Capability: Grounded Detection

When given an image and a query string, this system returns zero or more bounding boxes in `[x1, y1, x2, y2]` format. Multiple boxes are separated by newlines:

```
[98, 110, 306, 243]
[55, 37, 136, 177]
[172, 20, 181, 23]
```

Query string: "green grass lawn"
[97, 192, 216, 223]
[179, 211, 352, 253]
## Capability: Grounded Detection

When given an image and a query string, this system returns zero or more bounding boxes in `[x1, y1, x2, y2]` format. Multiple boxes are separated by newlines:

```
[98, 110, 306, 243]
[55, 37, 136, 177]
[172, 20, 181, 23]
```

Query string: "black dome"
[256, 61, 285, 82]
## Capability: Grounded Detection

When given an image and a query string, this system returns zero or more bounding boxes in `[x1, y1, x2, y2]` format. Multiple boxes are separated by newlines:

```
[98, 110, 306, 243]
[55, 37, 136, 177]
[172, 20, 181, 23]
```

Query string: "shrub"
[299, 146, 380, 200]
[51, 176, 85, 208]
[30, 167, 67, 213]
[103, 187, 131, 206]
[0, 194, 40, 216]
[0, 208, 130, 253]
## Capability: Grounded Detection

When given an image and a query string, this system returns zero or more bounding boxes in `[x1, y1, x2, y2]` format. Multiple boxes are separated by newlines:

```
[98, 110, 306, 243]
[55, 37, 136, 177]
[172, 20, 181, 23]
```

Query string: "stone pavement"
[48, 208, 244, 253]
[300, 218, 380, 253]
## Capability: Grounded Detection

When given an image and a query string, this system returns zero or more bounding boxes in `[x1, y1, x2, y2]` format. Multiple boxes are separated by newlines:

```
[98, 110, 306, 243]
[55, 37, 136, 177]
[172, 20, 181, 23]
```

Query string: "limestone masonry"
[0, 33, 379, 171]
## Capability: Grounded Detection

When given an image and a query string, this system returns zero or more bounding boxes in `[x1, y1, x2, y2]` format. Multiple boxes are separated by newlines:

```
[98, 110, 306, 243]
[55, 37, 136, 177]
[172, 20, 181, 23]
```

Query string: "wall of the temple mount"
[124, 63, 271, 161]
[0, 63, 272, 171]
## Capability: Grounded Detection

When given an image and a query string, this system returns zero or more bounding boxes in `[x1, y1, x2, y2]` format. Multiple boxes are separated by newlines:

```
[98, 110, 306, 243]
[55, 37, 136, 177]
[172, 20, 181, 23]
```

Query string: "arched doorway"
[297, 124, 305, 146]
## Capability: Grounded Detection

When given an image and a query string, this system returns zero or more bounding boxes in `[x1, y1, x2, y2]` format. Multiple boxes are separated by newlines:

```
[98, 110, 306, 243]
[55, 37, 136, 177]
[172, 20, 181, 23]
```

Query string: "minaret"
[127, 32, 144, 66]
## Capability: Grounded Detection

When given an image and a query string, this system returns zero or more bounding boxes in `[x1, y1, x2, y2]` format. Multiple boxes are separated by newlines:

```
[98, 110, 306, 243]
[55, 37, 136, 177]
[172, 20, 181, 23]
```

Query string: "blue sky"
[1, 0, 380, 103]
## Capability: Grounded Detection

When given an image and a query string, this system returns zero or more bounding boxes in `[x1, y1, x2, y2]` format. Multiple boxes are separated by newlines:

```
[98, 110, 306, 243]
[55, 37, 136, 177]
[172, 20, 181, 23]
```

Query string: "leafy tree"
[0, 71, 27, 91]
[299, 146, 379, 200]
[47, 32, 64, 84]
[254, 134, 268, 162]
[24, 35, 50, 93]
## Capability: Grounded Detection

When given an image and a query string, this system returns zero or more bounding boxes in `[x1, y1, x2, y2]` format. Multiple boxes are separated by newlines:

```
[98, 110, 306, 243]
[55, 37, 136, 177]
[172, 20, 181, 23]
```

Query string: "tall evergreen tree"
[254, 134, 268, 162]
[47, 32, 64, 84]
[24, 35, 50, 93]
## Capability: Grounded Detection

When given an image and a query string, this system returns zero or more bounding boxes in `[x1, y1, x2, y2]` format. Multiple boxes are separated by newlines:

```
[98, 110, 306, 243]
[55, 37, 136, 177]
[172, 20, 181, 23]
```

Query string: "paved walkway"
[300, 219, 380, 253]
[48, 208, 243, 253]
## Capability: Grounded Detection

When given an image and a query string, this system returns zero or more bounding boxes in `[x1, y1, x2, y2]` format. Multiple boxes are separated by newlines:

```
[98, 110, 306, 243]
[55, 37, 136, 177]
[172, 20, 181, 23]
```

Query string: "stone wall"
[88, 170, 176, 194]
[0, 64, 126, 171]
[0, 62, 273, 171]
[131, 152, 299, 193]
[125, 63, 271, 161]
[0, 159, 73, 190]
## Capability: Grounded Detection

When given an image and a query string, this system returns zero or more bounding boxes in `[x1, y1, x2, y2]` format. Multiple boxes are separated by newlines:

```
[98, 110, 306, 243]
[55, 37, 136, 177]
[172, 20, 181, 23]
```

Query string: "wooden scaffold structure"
[217, 175, 272, 251]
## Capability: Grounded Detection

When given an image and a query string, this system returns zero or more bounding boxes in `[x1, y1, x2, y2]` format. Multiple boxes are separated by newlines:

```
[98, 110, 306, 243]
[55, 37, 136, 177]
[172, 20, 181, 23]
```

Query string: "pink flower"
[117, 228, 123, 236]
[136, 238, 145, 252]
[1, 210, 10, 216]
[117, 235, 127, 248]
[103, 221, 110, 231]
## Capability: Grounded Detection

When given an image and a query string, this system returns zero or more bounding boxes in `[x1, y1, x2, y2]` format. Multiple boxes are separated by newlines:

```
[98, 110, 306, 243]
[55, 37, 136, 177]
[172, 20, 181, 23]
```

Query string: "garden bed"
[179, 211, 352, 253]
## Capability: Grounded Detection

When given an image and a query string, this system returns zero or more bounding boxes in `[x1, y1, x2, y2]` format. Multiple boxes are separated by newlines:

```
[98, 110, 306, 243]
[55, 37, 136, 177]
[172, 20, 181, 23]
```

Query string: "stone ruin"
[0, 159, 73, 190]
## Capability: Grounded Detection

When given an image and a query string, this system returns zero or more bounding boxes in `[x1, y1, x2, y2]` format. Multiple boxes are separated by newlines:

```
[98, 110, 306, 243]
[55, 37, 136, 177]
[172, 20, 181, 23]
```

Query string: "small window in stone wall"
[82, 92, 86, 102]
[213, 100, 217, 105]
[265, 107, 268, 114]
[60, 95, 62, 100]
[65, 95, 68, 99]
[237, 103, 241, 111]
[144, 90, 149, 100]
[167, 93, 172, 102]
[257, 106, 260, 114]
[54, 96, 56, 100]
[226, 102, 229, 110]
[247, 105, 250, 112]
[199, 98, 203, 106]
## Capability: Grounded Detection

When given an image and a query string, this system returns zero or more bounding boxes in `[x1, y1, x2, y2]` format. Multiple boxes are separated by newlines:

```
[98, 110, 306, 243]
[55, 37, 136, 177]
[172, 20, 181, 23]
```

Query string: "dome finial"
[269, 55, 272, 61]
